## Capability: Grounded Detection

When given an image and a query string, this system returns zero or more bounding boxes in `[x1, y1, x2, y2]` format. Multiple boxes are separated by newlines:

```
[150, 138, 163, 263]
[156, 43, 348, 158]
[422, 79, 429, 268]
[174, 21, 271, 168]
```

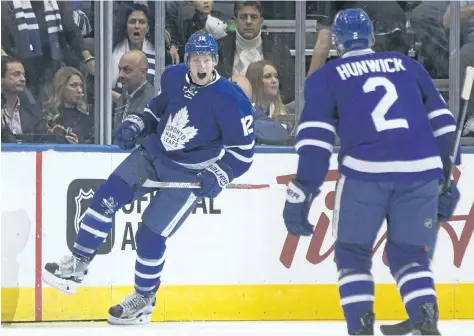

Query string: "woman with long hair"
[111, 4, 156, 97]
[245, 60, 295, 132]
[43, 67, 93, 144]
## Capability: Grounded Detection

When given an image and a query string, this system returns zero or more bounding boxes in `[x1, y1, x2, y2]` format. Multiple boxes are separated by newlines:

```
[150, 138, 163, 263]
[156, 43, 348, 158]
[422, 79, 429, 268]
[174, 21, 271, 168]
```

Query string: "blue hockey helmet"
[185, 32, 219, 64]
[332, 9, 374, 55]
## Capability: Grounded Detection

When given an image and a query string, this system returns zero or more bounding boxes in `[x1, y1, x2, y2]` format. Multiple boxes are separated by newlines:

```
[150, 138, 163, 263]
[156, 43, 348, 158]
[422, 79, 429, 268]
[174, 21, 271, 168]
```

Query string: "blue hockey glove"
[283, 179, 319, 236]
[193, 161, 235, 199]
[113, 114, 145, 150]
[438, 181, 460, 222]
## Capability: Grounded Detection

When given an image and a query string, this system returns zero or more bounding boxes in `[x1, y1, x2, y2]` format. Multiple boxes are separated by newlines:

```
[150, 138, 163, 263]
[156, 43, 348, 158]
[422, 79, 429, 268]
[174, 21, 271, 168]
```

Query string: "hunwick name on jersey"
[336, 58, 407, 80]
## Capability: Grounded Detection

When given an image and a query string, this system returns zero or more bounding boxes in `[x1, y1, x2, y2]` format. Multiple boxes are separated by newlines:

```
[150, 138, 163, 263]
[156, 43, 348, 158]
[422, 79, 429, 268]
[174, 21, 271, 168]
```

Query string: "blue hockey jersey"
[296, 49, 458, 188]
[142, 64, 255, 178]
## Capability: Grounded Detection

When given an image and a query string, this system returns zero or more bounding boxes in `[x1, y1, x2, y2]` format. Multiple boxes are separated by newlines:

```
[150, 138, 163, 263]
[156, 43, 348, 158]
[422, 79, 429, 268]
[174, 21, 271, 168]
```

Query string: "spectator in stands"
[408, 1, 449, 78]
[246, 60, 294, 139]
[1, 56, 45, 144]
[43, 67, 93, 144]
[1, 1, 95, 100]
[113, 50, 156, 133]
[216, 1, 295, 104]
[230, 73, 290, 145]
[112, 4, 155, 100]
[168, 0, 231, 62]
[307, 1, 407, 76]
[114, 1, 180, 68]
[444, 1, 474, 136]
[164, 1, 183, 65]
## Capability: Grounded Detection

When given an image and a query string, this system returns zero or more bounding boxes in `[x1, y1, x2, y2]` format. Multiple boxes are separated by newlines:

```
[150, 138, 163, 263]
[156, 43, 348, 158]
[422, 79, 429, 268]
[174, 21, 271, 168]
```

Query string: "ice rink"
[2, 320, 474, 335]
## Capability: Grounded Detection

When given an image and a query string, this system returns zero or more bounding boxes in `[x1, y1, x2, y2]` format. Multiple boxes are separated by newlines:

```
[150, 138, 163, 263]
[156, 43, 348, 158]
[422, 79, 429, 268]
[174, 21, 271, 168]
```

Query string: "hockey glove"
[193, 161, 234, 199]
[283, 179, 319, 236]
[113, 114, 145, 150]
[438, 182, 460, 222]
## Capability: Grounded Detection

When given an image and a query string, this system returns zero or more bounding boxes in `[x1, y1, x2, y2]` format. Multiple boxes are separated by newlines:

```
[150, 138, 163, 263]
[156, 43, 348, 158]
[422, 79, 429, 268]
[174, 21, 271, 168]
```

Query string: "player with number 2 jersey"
[282, 9, 460, 335]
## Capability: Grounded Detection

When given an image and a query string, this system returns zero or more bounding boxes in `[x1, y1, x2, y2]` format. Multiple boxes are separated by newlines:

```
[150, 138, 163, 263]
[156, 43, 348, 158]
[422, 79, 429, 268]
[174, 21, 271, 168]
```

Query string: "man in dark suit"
[113, 50, 156, 134]
[1, 56, 45, 144]
[216, 1, 295, 104]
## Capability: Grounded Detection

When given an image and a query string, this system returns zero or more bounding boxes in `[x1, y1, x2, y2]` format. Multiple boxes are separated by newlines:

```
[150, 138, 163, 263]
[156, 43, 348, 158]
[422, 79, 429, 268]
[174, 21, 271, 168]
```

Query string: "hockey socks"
[386, 242, 438, 327]
[134, 224, 166, 297]
[74, 174, 134, 258]
[335, 242, 375, 335]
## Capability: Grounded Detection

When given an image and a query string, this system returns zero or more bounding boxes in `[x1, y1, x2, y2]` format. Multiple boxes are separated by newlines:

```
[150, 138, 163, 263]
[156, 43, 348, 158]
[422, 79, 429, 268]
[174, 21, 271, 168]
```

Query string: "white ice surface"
[1, 321, 474, 336]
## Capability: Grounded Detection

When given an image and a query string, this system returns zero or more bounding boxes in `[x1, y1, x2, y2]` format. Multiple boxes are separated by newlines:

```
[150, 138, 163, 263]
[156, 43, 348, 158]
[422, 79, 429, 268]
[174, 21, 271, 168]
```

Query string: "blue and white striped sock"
[395, 263, 437, 323]
[338, 270, 375, 334]
[134, 224, 167, 297]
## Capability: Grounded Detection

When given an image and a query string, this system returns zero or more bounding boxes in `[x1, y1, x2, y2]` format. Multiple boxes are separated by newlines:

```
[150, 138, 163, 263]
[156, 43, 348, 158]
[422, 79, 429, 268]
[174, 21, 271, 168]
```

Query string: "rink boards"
[2, 145, 474, 322]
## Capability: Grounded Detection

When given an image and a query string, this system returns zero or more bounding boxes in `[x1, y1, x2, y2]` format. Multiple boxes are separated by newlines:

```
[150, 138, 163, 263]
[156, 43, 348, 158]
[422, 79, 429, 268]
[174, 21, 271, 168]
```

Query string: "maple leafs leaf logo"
[161, 106, 198, 151]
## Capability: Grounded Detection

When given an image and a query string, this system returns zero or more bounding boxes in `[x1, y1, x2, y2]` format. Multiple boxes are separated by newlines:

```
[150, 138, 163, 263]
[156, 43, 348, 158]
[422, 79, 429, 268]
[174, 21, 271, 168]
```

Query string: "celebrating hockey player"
[282, 9, 460, 336]
[42, 32, 255, 325]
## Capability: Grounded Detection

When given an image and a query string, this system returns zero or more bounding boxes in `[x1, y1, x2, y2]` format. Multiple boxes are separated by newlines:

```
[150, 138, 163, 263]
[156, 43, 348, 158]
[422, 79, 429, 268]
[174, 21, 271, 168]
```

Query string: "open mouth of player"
[197, 72, 206, 79]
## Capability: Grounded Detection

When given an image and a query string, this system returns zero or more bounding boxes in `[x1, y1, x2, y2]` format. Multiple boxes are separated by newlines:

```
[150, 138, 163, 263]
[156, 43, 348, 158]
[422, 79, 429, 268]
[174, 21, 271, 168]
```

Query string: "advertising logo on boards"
[66, 179, 115, 255]
[277, 167, 474, 269]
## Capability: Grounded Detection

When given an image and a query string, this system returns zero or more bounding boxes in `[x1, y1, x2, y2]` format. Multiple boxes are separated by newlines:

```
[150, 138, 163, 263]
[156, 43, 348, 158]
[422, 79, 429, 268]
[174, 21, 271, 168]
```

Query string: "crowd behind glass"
[2, 0, 474, 146]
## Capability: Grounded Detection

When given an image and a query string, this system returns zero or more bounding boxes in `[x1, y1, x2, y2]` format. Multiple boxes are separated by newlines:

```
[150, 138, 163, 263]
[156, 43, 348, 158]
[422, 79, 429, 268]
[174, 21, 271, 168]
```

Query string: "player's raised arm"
[414, 60, 461, 176]
[295, 69, 337, 190]
[217, 89, 255, 179]
[114, 67, 171, 149]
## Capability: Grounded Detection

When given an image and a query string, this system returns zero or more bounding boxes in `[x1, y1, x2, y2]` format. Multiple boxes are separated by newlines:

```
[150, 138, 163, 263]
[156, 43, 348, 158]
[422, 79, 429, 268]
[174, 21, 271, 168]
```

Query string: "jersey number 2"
[241, 115, 254, 136]
[363, 77, 409, 132]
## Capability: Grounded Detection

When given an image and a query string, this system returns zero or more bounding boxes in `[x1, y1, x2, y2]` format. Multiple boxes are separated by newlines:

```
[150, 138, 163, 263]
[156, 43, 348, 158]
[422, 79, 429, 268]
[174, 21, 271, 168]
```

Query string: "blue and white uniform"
[282, 9, 460, 335]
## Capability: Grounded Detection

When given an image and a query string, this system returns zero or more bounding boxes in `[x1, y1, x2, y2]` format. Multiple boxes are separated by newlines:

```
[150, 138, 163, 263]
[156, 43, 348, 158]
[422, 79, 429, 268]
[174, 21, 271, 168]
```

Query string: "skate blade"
[42, 270, 77, 295]
[107, 314, 151, 326]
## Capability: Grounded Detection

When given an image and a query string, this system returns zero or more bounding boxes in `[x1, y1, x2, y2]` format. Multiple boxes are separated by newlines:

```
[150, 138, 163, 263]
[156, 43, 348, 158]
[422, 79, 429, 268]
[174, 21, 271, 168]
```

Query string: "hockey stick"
[140, 178, 279, 190]
[380, 67, 474, 336]
[442, 66, 474, 191]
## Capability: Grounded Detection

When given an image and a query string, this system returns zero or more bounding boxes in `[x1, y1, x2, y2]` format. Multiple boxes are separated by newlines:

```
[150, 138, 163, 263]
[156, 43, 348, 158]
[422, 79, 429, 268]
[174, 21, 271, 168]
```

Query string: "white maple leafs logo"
[161, 106, 198, 151]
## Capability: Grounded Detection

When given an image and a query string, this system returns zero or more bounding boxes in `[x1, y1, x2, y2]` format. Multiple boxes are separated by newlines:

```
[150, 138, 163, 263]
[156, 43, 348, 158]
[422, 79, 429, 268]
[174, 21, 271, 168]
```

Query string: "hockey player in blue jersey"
[282, 9, 460, 336]
[42, 32, 255, 325]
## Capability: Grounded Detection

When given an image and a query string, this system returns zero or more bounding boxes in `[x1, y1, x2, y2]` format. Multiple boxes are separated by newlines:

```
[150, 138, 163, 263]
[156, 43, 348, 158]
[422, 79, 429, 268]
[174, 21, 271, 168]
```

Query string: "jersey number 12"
[241, 115, 254, 136]
[363, 77, 409, 132]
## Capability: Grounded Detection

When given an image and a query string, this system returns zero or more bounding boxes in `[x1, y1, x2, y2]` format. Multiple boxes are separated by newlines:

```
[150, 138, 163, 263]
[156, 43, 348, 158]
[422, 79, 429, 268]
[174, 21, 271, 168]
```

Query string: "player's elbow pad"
[296, 146, 331, 190]
[220, 148, 255, 179]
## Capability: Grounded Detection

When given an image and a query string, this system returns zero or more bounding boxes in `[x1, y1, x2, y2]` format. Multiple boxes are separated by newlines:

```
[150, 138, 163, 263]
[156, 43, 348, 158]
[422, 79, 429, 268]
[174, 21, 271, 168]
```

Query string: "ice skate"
[412, 303, 441, 335]
[354, 312, 375, 335]
[42, 254, 90, 295]
[107, 290, 156, 325]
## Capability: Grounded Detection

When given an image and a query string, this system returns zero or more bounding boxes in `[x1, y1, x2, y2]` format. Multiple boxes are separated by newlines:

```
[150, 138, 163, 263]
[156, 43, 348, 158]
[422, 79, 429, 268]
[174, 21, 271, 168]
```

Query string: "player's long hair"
[43, 67, 89, 124]
[245, 60, 288, 118]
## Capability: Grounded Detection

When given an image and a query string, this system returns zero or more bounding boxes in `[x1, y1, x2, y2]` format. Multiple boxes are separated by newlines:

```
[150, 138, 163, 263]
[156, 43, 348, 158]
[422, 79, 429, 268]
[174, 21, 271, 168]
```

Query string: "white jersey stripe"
[297, 121, 336, 134]
[433, 125, 456, 137]
[295, 139, 334, 152]
[342, 155, 442, 173]
[427, 108, 453, 120]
